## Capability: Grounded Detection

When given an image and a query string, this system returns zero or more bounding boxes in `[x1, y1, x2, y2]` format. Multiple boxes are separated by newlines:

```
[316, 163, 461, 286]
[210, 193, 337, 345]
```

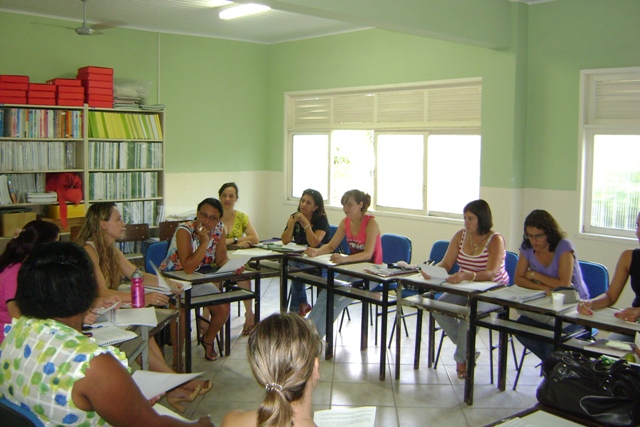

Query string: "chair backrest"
[428, 240, 459, 273]
[381, 233, 412, 264]
[69, 225, 82, 243]
[117, 223, 150, 243]
[144, 240, 169, 273]
[0, 397, 44, 427]
[505, 250, 519, 286]
[159, 220, 180, 241]
[328, 224, 350, 254]
[579, 260, 609, 298]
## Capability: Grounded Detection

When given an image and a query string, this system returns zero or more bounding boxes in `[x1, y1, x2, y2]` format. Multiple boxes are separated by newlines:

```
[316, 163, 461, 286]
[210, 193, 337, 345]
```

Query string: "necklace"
[468, 232, 487, 253]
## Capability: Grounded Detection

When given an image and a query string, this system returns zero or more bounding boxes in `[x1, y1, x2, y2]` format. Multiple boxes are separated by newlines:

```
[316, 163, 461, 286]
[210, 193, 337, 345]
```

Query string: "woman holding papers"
[0, 242, 213, 427]
[423, 199, 509, 379]
[77, 203, 213, 410]
[304, 189, 382, 338]
[281, 188, 331, 316]
[161, 197, 237, 362]
[219, 182, 259, 335]
[514, 209, 589, 361]
[577, 211, 640, 339]
[220, 313, 321, 427]
[0, 220, 60, 343]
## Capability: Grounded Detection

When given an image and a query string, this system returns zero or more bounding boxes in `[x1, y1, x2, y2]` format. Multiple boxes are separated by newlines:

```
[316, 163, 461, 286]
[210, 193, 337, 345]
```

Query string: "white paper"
[132, 370, 204, 400]
[114, 307, 158, 327]
[154, 404, 190, 421]
[90, 325, 137, 346]
[314, 406, 376, 427]
[419, 264, 449, 280]
[194, 255, 252, 276]
[232, 248, 275, 256]
[148, 261, 191, 293]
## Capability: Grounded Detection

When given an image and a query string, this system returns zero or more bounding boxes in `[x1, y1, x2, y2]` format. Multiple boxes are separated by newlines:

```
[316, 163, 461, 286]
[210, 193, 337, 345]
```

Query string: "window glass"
[329, 130, 374, 206]
[292, 134, 329, 198]
[376, 134, 424, 210]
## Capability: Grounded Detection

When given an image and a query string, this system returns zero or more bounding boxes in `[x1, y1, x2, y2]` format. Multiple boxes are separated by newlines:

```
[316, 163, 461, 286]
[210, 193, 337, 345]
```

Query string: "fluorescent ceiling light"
[208, 0, 232, 7]
[219, 3, 271, 20]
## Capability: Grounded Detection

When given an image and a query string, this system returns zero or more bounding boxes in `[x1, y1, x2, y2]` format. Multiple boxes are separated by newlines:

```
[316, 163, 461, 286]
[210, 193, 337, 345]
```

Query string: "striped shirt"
[457, 229, 509, 285]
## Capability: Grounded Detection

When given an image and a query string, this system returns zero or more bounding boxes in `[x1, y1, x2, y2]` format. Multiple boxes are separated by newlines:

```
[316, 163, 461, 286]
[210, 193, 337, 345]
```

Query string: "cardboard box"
[47, 204, 86, 219]
[47, 78, 82, 87]
[78, 66, 114, 75]
[0, 212, 37, 237]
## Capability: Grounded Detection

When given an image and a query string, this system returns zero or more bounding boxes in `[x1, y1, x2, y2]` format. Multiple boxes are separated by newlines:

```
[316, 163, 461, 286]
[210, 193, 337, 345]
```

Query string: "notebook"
[90, 325, 138, 346]
[193, 255, 252, 277]
[489, 285, 546, 303]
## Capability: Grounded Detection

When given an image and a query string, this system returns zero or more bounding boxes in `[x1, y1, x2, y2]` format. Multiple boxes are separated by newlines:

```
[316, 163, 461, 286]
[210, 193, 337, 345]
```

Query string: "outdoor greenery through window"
[286, 79, 482, 218]
[581, 67, 640, 238]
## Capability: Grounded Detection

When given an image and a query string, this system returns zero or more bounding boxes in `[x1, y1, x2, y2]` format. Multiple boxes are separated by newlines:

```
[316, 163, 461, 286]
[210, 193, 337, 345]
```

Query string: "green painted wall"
[525, 0, 640, 190]
[265, 28, 521, 188]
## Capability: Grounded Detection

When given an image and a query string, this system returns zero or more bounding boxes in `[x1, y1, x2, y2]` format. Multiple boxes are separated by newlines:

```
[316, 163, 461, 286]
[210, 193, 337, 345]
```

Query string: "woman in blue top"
[514, 209, 589, 361]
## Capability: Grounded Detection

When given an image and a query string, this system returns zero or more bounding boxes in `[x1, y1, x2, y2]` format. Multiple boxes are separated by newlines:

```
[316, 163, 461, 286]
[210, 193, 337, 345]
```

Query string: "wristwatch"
[233, 237, 238, 244]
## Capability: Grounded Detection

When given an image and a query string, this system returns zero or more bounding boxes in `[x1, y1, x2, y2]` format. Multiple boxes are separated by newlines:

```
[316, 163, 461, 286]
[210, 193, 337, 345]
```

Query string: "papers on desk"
[314, 406, 376, 427]
[231, 248, 276, 256]
[254, 242, 307, 252]
[496, 409, 584, 426]
[489, 285, 546, 303]
[90, 325, 138, 346]
[93, 307, 158, 328]
[132, 370, 204, 400]
[193, 255, 252, 277]
[419, 264, 449, 280]
[146, 261, 192, 294]
[304, 253, 337, 265]
[364, 265, 418, 277]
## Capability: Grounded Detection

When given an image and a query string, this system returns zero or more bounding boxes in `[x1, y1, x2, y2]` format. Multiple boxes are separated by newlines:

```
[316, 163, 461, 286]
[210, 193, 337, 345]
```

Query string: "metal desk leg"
[325, 271, 334, 360]
[395, 280, 403, 380]
[184, 288, 192, 373]
[497, 306, 508, 391]
[415, 309, 423, 370]
[361, 301, 369, 351]
[464, 298, 478, 405]
[280, 256, 289, 312]
[379, 283, 388, 380]
[255, 275, 261, 323]
[140, 325, 150, 369]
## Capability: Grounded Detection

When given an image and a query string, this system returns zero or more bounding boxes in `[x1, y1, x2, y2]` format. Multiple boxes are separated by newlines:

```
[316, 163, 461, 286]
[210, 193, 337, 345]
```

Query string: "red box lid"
[81, 80, 113, 89]
[87, 100, 113, 108]
[78, 66, 114, 76]
[0, 75, 29, 83]
[77, 73, 113, 82]
[57, 99, 85, 107]
[0, 96, 27, 104]
[27, 97, 57, 106]
[85, 87, 114, 96]
[57, 86, 85, 94]
[0, 89, 27, 97]
[28, 93, 56, 100]
[47, 78, 82, 87]
[0, 82, 29, 91]
[29, 83, 56, 92]
[56, 93, 85, 100]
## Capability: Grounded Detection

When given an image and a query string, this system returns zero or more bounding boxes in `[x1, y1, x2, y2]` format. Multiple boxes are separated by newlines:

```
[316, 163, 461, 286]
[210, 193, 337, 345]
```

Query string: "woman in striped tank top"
[422, 199, 509, 379]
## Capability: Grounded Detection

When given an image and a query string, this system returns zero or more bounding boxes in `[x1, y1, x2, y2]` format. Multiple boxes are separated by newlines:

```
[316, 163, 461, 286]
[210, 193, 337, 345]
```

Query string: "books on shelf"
[26, 192, 57, 203]
[1, 173, 46, 203]
[89, 171, 158, 200]
[1, 107, 82, 139]
[89, 141, 162, 169]
[114, 200, 158, 226]
[0, 140, 78, 171]
[88, 111, 163, 140]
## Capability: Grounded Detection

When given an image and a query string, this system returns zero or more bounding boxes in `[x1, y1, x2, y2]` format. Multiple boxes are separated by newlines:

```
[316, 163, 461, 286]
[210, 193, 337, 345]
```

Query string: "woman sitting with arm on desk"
[77, 203, 212, 412]
[577, 211, 640, 338]
[220, 313, 322, 427]
[160, 197, 236, 362]
[304, 189, 382, 338]
[424, 199, 509, 379]
[514, 209, 590, 362]
[281, 188, 331, 316]
[1, 220, 61, 343]
[0, 242, 213, 427]
[219, 182, 260, 335]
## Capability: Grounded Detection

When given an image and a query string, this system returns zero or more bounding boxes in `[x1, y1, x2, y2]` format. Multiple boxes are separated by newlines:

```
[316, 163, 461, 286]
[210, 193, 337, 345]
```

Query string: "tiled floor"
[161, 277, 546, 427]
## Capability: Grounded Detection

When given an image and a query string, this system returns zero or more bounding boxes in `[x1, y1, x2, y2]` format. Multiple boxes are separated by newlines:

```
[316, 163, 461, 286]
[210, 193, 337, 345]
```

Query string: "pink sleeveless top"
[345, 214, 383, 264]
[457, 229, 509, 285]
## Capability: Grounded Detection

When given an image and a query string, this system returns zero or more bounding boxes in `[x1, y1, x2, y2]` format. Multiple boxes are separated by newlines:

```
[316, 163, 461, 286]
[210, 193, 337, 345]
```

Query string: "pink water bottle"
[131, 268, 145, 308]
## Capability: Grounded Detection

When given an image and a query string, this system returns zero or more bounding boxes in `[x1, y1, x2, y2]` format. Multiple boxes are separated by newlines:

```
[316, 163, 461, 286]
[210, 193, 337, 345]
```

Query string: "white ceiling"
[0, 0, 557, 45]
[0, 0, 368, 44]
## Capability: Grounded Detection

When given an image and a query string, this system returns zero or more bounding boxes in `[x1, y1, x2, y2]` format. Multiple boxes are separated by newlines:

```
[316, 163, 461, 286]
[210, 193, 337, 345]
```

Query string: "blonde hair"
[248, 313, 322, 427]
[75, 202, 121, 289]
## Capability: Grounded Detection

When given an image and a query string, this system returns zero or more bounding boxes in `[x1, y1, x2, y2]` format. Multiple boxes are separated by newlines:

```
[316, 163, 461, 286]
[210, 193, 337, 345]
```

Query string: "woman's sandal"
[456, 351, 481, 379]
[185, 379, 213, 396]
[201, 339, 219, 362]
[242, 313, 255, 336]
[166, 384, 202, 413]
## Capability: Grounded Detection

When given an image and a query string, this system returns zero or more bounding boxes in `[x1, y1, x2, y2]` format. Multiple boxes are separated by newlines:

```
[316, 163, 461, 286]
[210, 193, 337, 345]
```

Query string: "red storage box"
[57, 93, 85, 100]
[0, 96, 27, 104]
[0, 89, 27, 98]
[47, 78, 82, 87]
[29, 83, 56, 92]
[86, 94, 114, 103]
[57, 86, 84, 95]
[87, 100, 113, 108]
[57, 99, 84, 107]
[81, 80, 113, 90]
[0, 82, 29, 91]
[77, 73, 113, 82]
[85, 87, 114, 96]
[28, 97, 56, 106]
[78, 66, 114, 76]
[0, 75, 29, 84]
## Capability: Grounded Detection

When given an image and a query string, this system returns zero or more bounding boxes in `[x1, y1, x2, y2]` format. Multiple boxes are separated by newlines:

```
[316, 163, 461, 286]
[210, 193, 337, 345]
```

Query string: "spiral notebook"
[90, 325, 138, 346]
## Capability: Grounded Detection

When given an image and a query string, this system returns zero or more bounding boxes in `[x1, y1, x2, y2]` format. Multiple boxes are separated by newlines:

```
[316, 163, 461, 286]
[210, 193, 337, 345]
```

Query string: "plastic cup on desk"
[552, 293, 565, 310]
[490, 312, 498, 323]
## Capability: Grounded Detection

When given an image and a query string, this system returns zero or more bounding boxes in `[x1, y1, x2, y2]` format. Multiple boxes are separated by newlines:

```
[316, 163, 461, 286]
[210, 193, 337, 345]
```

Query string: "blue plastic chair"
[144, 240, 169, 273]
[0, 397, 44, 427]
[329, 224, 350, 254]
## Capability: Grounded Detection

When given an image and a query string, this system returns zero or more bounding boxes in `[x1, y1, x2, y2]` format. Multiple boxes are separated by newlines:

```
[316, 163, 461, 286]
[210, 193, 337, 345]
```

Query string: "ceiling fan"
[74, 0, 113, 35]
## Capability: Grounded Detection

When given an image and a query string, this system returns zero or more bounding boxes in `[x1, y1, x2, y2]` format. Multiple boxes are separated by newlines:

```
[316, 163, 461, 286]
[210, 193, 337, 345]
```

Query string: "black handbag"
[536, 351, 640, 426]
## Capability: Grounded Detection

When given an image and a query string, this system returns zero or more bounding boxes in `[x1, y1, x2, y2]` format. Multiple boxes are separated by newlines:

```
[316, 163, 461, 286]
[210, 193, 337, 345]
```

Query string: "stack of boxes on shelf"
[0, 75, 29, 104]
[0, 66, 114, 108]
[28, 83, 56, 106]
[77, 66, 114, 108]
[48, 78, 85, 107]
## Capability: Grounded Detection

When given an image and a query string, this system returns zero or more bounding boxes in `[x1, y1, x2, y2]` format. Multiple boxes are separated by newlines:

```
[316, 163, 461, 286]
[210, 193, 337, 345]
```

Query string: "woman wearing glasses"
[161, 198, 237, 362]
[514, 209, 589, 361]
[281, 188, 331, 316]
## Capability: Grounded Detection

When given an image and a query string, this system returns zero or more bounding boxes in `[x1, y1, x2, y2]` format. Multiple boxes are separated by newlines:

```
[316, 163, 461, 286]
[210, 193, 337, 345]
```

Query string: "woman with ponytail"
[0, 220, 60, 343]
[221, 313, 322, 427]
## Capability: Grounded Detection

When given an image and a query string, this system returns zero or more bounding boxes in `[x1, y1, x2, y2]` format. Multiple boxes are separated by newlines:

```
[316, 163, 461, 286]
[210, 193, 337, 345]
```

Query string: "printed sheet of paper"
[132, 371, 204, 400]
[314, 406, 376, 427]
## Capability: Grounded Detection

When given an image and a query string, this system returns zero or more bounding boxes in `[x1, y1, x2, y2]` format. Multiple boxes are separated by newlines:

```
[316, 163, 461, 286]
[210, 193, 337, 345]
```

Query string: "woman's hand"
[577, 299, 593, 315]
[445, 271, 467, 284]
[305, 247, 319, 257]
[330, 253, 348, 263]
[167, 279, 185, 296]
[147, 292, 170, 307]
[196, 416, 215, 427]
[84, 310, 98, 325]
[237, 240, 252, 249]
[194, 220, 210, 244]
[234, 265, 246, 274]
[419, 270, 432, 280]
[292, 212, 310, 228]
[614, 307, 640, 322]
[148, 392, 164, 406]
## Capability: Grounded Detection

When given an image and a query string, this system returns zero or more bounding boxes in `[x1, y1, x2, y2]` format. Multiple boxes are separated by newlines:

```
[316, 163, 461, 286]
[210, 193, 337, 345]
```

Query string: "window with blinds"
[286, 79, 482, 217]
[581, 67, 640, 238]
